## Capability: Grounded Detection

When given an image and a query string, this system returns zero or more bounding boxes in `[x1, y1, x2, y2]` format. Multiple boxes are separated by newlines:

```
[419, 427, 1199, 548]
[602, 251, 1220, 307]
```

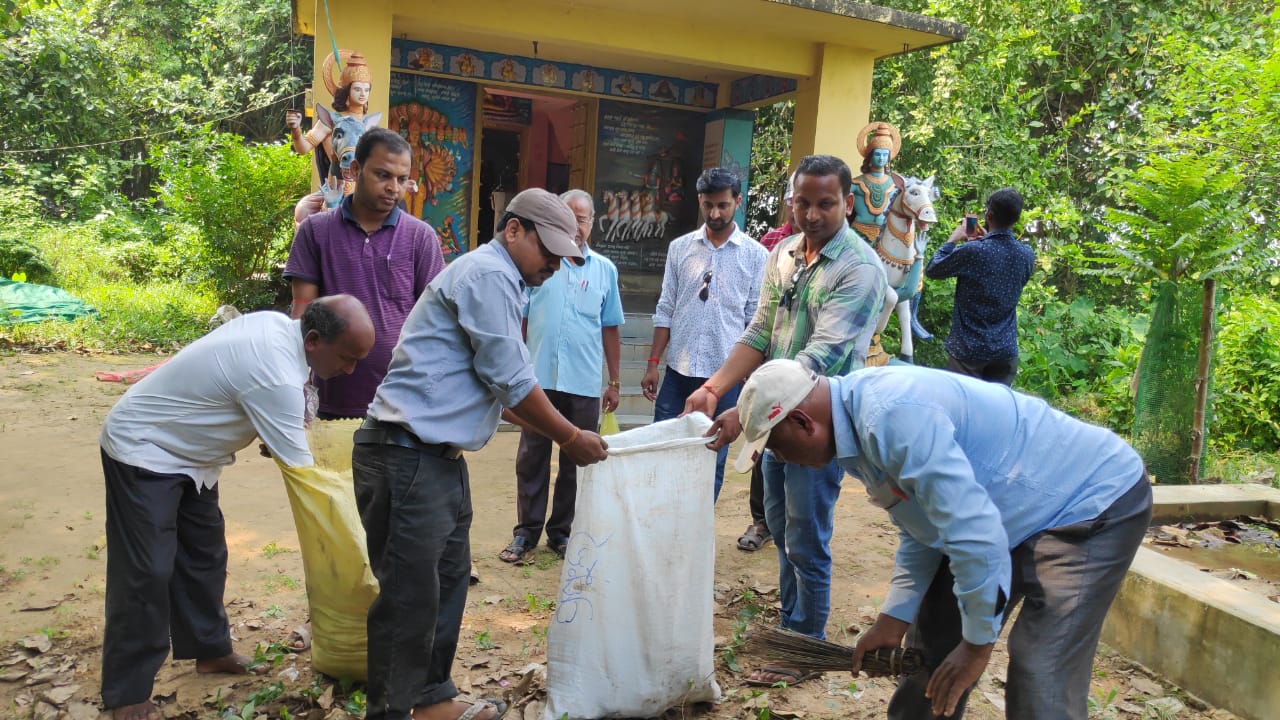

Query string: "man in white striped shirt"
[641, 166, 767, 500]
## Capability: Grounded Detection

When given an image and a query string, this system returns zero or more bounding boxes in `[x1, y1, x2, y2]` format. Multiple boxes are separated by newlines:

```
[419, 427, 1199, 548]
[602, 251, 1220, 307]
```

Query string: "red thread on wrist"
[647, 356, 661, 364]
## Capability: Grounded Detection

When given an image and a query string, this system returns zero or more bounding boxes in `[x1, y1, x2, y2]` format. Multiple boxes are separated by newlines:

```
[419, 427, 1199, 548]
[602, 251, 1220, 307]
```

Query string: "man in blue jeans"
[641, 166, 767, 499]
[687, 154, 887, 686]
[733, 360, 1151, 720]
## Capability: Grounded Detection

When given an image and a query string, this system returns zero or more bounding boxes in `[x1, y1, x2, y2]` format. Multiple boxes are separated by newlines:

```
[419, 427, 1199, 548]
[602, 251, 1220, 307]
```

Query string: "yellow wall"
[790, 44, 877, 169]
[306, 2, 910, 189]
[309, 0, 393, 123]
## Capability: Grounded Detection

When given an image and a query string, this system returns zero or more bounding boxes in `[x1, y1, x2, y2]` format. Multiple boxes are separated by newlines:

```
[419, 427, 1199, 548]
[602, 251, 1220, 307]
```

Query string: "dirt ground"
[0, 352, 1242, 720]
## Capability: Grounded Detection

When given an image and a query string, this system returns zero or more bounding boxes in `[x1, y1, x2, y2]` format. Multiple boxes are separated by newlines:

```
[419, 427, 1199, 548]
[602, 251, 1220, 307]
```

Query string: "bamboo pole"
[1189, 278, 1216, 484]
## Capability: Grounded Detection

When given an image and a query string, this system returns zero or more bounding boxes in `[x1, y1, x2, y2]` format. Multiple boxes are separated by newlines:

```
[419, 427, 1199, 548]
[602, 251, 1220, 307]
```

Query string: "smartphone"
[964, 213, 979, 238]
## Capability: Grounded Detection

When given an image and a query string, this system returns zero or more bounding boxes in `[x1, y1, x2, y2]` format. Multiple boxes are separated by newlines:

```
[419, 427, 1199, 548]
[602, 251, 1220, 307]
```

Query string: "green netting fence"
[1131, 280, 1216, 484]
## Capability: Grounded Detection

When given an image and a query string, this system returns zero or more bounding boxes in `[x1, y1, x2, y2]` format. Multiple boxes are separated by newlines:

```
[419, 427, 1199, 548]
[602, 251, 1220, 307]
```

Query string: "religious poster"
[389, 72, 476, 259]
[592, 100, 706, 273]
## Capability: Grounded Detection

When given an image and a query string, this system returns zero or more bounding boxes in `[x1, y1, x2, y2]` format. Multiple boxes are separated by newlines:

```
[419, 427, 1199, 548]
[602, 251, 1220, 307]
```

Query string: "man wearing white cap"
[685, 154, 888, 687]
[354, 188, 610, 720]
[735, 360, 1151, 720]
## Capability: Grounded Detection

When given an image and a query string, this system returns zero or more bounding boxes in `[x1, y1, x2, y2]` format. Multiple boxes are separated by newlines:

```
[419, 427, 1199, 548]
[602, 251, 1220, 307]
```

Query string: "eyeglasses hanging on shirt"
[698, 270, 713, 302]
[779, 262, 805, 311]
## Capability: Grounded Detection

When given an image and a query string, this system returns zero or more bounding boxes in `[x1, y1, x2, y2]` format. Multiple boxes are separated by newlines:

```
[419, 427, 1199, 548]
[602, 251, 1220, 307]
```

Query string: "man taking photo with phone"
[925, 188, 1035, 386]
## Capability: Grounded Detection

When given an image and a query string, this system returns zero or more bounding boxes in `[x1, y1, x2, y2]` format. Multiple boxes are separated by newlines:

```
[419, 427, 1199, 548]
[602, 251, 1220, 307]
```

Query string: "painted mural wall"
[389, 72, 476, 259]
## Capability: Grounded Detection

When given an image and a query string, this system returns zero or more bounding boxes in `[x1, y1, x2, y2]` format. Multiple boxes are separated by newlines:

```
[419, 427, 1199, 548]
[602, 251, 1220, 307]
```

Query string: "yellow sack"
[599, 411, 620, 436]
[275, 419, 378, 681]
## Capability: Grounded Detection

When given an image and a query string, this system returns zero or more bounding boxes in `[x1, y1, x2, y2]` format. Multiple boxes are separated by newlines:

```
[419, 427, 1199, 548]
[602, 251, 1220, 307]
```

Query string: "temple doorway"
[476, 88, 590, 244]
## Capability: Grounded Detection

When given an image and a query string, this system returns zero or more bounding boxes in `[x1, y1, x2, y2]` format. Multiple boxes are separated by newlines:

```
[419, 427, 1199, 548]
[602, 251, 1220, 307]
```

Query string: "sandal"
[498, 536, 534, 564]
[284, 623, 311, 653]
[742, 666, 823, 687]
[548, 536, 569, 558]
[470, 562, 481, 585]
[737, 521, 772, 552]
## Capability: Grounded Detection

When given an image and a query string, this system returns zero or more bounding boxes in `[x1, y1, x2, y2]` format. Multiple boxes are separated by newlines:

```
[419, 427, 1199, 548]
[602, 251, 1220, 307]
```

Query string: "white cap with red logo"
[733, 359, 820, 473]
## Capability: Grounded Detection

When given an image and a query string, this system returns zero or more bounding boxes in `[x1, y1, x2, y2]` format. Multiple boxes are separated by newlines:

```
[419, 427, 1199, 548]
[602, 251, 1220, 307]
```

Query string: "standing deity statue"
[848, 121, 903, 244]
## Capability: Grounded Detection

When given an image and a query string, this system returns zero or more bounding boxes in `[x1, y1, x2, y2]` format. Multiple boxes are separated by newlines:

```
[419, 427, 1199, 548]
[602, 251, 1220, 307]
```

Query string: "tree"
[152, 131, 310, 308]
[0, 0, 308, 216]
[745, 101, 794, 238]
[1090, 154, 1246, 483]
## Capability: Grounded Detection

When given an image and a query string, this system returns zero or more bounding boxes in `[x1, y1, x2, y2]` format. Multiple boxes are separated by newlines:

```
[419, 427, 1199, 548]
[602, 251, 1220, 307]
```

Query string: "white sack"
[544, 413, 723, 719]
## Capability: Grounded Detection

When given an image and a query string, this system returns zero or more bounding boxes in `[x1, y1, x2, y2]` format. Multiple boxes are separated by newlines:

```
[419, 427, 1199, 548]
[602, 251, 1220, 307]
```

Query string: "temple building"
[291, 0, 964, 306]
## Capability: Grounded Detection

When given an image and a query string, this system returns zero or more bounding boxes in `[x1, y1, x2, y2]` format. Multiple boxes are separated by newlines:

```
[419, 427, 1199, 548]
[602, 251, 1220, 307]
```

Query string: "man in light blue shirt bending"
[733, 360, 1151, 720]
[500, 189, 624, 563]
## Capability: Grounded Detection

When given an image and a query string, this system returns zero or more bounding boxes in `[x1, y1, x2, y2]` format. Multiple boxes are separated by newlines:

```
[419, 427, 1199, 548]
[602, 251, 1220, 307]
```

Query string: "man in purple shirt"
[285, 128, 446, 419]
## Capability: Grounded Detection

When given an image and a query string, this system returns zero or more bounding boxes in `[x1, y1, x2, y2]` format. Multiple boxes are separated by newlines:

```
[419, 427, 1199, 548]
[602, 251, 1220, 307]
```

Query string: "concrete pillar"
[790, 44, 877, 168]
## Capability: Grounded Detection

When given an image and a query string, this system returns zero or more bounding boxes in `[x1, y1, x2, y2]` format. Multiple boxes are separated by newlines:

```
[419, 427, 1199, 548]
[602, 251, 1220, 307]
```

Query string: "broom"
[745, 626, 930, 677]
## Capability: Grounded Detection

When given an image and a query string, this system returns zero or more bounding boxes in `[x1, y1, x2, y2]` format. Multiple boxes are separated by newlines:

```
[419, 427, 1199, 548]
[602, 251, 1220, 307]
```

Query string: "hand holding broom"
[745, 625, 930, 678]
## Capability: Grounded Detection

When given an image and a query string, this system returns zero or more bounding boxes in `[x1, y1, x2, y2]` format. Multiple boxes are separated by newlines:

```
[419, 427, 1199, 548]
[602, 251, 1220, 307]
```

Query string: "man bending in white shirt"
[98, 295, 374, 720]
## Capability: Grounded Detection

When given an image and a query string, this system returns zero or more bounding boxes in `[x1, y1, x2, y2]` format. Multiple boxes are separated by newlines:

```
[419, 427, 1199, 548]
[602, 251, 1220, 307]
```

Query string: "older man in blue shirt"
[355, 189, 610, 720]
[500, 189, 624, 563]
[734, 360, 1151, 720]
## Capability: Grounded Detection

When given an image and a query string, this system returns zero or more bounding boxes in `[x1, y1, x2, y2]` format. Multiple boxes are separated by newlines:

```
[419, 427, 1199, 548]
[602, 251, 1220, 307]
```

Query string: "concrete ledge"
[1150, 483, 1280, 524]
[1102, 485, 1280, 720]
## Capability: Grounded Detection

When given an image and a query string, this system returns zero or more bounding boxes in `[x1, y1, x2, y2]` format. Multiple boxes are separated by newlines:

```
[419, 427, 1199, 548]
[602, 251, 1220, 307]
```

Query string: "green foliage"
[342, 689, 367, 716]
[745, 101, 794, 237]
[1211, 293, 1280, 451]
[1015, 280, 1145, 418]
[0, 0, 308, 216]
[1093, 155, 1245, 283]
[0, 217, 217, 350]
[0, 237, 53, 285]
[153, 131, 309, 308]
[261, 541, 295, 559]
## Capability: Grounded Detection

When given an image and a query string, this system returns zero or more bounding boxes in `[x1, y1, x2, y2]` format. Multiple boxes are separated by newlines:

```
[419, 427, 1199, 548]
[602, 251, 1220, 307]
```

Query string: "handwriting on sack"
[555, 532, 610, 624]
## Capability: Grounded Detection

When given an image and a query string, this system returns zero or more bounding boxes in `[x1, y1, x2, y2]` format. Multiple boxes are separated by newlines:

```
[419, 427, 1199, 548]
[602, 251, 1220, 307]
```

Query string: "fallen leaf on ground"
[38, 683, 79, 705]
[63, 701, 99, 720]
[1128, 675, 1163, 697]
[20, 635, 51, 654]
[203, 686, 234, 706]
[982, 691, 1005, 711]
[20, 594, 75, 612]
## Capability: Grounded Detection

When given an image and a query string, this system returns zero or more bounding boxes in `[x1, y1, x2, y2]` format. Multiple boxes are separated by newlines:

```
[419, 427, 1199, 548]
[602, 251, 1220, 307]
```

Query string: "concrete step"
[620, 339, 654, 363]
[602, 359, 651, 379]
[619, 313, 653, 340]
[615, 392, 654, 418]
